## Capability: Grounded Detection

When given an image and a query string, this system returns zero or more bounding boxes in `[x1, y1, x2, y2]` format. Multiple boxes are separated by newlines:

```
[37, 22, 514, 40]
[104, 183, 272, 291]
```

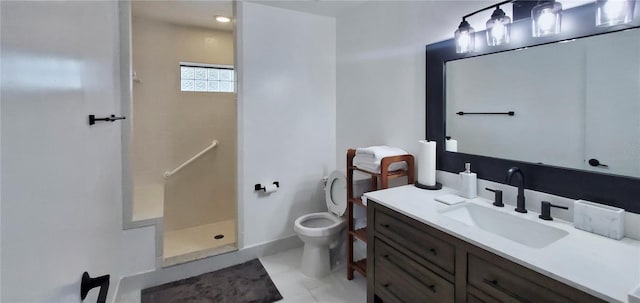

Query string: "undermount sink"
[440, 203, 569, 248]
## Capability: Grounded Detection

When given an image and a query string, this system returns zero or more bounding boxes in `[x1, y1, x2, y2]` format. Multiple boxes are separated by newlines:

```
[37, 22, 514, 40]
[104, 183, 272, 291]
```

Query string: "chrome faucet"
[506, 167, 527, 213]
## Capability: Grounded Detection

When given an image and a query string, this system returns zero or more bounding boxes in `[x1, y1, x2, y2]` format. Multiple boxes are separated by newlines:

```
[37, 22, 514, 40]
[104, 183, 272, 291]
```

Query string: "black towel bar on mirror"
[456, 111, 515, 116]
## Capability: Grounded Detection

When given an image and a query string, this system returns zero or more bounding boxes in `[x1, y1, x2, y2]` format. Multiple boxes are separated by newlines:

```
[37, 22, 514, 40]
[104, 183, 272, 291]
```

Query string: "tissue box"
[573, 200, 625, 240]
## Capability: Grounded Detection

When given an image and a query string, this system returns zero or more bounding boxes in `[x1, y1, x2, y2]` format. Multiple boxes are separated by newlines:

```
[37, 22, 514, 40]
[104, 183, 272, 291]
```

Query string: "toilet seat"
[294, 212, 345, 237]
[325, 170, 347, 216]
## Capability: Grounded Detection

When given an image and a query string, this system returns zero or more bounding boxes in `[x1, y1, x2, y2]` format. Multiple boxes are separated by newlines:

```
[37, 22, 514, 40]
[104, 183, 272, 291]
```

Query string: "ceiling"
[131, 0, 370, 31]
[132, 0, 234, 32]
[254, 0, 369, 17]
[131, 0, 593, 33]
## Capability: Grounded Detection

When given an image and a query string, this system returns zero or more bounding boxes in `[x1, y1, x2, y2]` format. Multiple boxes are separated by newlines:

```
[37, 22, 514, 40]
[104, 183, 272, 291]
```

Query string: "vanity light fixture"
[532, 0, 563, 37]
[486, 6, 512, 46]
[215, 16, 231, 23]
[455, 19, 476, 53]
[596, 0, 635, 26]
[454, 0, 514, 53]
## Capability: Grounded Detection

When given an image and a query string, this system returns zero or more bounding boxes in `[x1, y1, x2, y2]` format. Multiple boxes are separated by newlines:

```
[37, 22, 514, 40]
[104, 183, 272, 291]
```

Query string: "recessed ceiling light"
[215, 16, 231, 23]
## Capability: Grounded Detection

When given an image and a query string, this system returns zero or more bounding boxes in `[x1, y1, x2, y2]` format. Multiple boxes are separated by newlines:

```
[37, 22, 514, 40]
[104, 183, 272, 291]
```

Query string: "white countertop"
[364, 185, 640, 303]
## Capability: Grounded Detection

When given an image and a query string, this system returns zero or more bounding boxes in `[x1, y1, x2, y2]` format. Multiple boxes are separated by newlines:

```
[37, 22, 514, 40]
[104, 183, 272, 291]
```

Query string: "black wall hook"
[89, 114, 126, 125]
[81, 272, 110, 303]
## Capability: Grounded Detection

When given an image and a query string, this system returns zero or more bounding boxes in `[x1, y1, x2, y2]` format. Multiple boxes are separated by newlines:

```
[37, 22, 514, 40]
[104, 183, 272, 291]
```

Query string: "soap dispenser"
[460, 163, 477, 198]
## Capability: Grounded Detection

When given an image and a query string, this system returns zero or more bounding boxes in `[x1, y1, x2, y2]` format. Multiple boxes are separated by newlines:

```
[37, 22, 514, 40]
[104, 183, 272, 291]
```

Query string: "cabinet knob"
[483, 278, 530, 302]
[428, 284, 437, 293]
[429, 248, 437, 255]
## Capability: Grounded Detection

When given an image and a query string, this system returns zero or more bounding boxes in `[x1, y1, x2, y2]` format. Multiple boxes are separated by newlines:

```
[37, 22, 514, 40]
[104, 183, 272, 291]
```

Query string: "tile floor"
[259, 247, 367, 303]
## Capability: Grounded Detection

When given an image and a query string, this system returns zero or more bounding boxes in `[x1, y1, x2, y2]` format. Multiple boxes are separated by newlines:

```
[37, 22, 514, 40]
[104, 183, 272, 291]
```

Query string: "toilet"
[294, 170, 347, 278]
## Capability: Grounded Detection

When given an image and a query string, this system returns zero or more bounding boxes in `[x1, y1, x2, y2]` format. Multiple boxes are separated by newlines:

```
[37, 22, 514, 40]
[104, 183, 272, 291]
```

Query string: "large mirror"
[445, 28, 640, 178]
[426, 1, 640, 213]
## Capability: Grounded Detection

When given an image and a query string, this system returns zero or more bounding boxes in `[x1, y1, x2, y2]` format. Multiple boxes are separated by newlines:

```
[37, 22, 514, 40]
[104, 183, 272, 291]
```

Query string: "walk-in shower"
[128, 1, 237, 266]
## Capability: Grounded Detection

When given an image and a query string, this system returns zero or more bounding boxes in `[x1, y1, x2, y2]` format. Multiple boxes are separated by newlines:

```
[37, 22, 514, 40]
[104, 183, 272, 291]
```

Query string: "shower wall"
[132, 17, 236, 230]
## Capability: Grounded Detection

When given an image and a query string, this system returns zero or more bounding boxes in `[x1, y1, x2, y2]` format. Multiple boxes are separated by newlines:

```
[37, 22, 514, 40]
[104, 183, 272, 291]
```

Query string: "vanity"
[380, 1, 640, 301]
[364, 185, 640, 303]
[361, 1, 640, 301]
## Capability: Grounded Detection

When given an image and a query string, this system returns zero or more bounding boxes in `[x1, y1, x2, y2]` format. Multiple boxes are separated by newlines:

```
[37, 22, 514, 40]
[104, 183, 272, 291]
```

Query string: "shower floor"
[163, 219, 237, 266]
[133, 184, 164, 221]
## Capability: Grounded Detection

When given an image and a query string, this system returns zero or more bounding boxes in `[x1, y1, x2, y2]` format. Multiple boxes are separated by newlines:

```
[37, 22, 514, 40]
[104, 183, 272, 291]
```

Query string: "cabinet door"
[375, 238, 454, 302]
[467, 293, 487, 303]
[374, 208, 455, 275]
[467, 254, 606, 303]
[467, 294, 485, 303]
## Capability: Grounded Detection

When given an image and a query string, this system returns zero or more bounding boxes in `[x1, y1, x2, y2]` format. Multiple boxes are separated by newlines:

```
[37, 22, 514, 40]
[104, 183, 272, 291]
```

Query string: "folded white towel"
[435, 194, 466, 205]
[353, 155, 408, 173]
[355, 145, 408, 159]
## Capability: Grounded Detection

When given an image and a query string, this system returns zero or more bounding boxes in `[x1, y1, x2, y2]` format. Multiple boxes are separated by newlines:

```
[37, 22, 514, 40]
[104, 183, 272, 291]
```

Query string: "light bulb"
[486, 7, 511, 46]
[603, 0, 625, 17]
[458, 32, 471, 50]
[532, 1, 562, 37]
[538, 10, 556, 32]
[215, 16, 231, 23]
[455, 20, 475, 53]
[597, 0, 634, 26]
[494, 23, 504, 39]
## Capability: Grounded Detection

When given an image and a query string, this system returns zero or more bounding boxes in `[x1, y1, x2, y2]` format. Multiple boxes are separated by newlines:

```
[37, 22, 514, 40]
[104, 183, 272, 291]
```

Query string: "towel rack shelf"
[345, 149, 415, 280]
[347, 166, 410, 179]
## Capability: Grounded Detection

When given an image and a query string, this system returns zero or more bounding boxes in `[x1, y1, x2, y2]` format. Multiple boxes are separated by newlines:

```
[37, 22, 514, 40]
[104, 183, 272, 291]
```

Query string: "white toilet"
[294, 170, 347, 278]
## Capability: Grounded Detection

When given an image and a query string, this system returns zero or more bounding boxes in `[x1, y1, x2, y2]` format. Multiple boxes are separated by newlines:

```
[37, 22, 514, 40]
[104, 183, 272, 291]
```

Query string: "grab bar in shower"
[164, 140, 219, 178]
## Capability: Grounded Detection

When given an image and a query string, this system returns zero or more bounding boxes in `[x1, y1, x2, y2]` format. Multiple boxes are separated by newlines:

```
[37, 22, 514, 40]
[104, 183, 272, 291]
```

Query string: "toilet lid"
[325, 170, 347, 216]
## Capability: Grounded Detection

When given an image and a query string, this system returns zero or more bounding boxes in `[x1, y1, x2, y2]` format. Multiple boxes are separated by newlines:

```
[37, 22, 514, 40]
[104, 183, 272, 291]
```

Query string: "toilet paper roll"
[446, 139, 458, 152]
[418, 140, 436, 186]
[264, 184, 278, 194]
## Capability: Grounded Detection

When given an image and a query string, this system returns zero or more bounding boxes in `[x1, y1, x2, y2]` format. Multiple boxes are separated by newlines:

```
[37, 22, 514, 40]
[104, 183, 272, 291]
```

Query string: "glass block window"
[180, 63, 235, 93]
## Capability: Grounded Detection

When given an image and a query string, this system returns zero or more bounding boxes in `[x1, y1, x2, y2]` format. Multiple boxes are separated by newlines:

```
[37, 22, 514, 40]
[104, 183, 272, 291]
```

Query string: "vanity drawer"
[374, 237, 455, 301]
[374, 242, 454, 303]
[374, 208, 455, 274]
[467, 254, 606, 303]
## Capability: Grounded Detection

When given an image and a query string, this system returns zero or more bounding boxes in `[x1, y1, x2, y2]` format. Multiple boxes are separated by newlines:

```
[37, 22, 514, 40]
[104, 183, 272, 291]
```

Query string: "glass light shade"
[596, 0, 635, 26]
[215, 16, 231, 23]
[486, 8, 511, 46]
[455, 20, 475, 53]
[532, 1, 563, 37]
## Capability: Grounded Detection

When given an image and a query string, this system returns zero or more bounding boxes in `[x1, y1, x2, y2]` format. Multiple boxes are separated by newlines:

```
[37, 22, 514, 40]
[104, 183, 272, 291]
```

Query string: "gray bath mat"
[141, 259, 283, 303]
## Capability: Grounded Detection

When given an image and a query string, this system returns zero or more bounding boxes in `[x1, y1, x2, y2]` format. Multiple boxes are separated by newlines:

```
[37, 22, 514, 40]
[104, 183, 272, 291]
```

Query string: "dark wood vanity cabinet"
[366, 202, 607, 303]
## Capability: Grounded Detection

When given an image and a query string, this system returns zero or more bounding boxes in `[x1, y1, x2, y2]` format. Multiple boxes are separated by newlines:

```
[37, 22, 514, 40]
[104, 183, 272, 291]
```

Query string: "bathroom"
[0, 0, 639, 303]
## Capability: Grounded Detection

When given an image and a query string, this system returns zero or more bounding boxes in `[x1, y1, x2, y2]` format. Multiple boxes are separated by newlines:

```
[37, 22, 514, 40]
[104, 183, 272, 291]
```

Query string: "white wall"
[1, 2, 154, 302]
[238, 2, 336, 247]
[335, 1, 495, 170]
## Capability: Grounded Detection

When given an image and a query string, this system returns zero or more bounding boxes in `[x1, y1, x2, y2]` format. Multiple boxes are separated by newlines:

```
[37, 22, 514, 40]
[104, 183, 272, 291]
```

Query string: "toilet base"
[301, 243, 331, 278]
